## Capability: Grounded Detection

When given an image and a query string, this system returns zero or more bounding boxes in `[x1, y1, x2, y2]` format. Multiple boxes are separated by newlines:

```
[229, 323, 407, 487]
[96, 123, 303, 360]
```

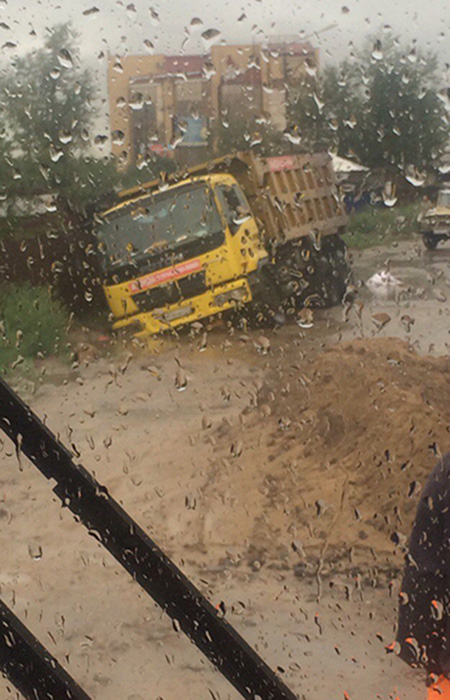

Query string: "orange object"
[428, 675, 450, 698]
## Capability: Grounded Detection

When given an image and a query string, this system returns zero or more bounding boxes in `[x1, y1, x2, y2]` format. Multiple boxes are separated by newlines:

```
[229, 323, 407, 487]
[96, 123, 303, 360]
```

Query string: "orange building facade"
[108, 41, 318, 167]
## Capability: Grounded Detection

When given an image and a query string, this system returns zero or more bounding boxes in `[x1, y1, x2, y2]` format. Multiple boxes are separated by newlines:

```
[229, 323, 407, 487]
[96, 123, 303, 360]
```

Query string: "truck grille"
[132, 271, 207, 312]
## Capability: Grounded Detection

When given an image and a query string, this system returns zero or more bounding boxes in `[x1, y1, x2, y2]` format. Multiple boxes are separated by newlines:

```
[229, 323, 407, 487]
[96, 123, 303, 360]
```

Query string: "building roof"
[129, 55, 208, 86]
[266, 41, 315, 56]
[222, 65, 261, 85]
[163, 55, 207, 78]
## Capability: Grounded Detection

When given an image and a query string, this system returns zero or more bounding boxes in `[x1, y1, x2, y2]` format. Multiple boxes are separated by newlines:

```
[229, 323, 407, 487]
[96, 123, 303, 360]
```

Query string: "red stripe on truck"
[129, 259, 202, 293]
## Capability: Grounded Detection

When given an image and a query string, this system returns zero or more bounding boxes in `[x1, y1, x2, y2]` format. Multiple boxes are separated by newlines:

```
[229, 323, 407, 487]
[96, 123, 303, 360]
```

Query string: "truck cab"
[96, 173, 269, 337]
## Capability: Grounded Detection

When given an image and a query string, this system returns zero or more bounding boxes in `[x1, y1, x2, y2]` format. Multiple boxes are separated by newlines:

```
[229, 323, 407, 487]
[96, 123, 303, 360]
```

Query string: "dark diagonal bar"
[0, 598, 91, 700]
[0, 377, 297, 700]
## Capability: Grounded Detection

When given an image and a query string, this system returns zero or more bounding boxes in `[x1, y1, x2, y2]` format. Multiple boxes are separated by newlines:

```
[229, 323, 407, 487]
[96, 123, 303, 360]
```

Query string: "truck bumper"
[112, 277, 252, 338]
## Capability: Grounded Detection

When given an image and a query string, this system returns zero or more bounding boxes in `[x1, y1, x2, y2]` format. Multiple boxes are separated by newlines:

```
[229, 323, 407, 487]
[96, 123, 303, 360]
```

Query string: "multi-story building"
[108, 40, 318, 167]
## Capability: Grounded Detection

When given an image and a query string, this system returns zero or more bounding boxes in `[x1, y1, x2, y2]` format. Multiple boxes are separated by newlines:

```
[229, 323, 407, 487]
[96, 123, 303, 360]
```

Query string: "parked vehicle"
[419, 189, 450, 249]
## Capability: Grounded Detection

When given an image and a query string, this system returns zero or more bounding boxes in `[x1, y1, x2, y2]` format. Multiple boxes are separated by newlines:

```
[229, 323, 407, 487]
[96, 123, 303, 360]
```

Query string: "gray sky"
[2, 0, 449, 147]
[3, 0, 450, 63]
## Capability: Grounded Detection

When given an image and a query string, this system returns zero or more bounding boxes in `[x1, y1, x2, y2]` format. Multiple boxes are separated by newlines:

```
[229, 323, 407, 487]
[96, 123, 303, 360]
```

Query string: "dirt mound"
[199, 338, 450, 576]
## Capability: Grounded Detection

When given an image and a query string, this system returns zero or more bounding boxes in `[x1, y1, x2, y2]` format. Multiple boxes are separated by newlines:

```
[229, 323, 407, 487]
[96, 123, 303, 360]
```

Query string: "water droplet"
[149, 6, 159, 24]
[431, 600, 444, 621]
[231, 440, 243, 457]
[94, 134, 108, 146]
[49, 145, 64, 162]
[382, 183, 397, 207]
[58, 130, 72, 144]
[172, 619, 181, 632]
[404, 167, 425, 187]
[28, 543, 43, 560]
[407, 47, 417, 64]
[112, 129, 125, 146]
[372, 40, 383, 61]
[129, 93, 144, 111]
[371, 312, 391, 330]
[175, 360, 187, 391]
[46, 200, 57, 213]
[57, 48, 73, 69]
[201, 28, 221, 48]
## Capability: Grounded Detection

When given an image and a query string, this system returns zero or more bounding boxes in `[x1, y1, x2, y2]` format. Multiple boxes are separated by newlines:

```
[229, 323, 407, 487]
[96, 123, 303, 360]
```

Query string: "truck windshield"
[437, 191, 450, 208]
[97, 184, 223, 269]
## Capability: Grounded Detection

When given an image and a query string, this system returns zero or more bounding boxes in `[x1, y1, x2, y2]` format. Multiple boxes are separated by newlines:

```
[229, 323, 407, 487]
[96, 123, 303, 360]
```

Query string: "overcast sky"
[3, 0, 450, 63]
[2, 0, 449, 143]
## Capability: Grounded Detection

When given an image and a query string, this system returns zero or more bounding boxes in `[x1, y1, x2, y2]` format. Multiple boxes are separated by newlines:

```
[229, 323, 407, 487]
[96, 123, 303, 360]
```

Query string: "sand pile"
[199, 338, 450, 575]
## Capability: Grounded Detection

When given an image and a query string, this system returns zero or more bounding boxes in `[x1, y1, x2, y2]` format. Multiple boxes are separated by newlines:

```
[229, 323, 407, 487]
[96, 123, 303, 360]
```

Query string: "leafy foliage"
[0, 24, 110, 207]
[0, 283, 69, 372]
[214, 116, 286, 157]
[0, 23, 176, 214]
[288, 36, 447, 170]
[3, 24, 94, 156]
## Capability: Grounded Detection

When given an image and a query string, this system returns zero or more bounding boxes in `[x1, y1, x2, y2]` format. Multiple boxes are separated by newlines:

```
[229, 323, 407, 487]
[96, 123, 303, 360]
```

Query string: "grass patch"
[0, 283, 70, 375]
[342, 203, 421, 250]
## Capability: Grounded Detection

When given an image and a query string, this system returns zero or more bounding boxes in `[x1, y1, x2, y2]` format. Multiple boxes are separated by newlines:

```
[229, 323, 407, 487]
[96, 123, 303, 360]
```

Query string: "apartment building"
[108, 40, 318, 167]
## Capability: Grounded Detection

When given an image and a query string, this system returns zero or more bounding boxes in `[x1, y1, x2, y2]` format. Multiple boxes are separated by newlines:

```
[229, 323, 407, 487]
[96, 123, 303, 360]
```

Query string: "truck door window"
[217, 184, 251, 234]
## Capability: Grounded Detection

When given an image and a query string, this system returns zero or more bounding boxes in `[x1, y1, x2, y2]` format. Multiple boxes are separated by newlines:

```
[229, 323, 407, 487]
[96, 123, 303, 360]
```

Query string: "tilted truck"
[94, 151, 351, 337]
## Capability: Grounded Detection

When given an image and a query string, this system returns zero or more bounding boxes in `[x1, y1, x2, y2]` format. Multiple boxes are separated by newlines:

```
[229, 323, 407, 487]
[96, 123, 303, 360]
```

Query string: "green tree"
[288, 36, 447, 171]
[0, 23, 122, 209]
[3, 24, 94, 161]
[287, 71, 335, 152]
[214, 114, 287, 157]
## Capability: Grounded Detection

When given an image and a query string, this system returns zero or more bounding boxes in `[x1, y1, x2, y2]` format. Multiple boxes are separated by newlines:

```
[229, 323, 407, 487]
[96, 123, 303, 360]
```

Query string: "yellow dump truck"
[95, 152, 350, 337]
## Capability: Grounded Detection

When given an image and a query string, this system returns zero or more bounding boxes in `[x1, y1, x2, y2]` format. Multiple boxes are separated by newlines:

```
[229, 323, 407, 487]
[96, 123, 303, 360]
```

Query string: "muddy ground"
[1, 237, 449, 700]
